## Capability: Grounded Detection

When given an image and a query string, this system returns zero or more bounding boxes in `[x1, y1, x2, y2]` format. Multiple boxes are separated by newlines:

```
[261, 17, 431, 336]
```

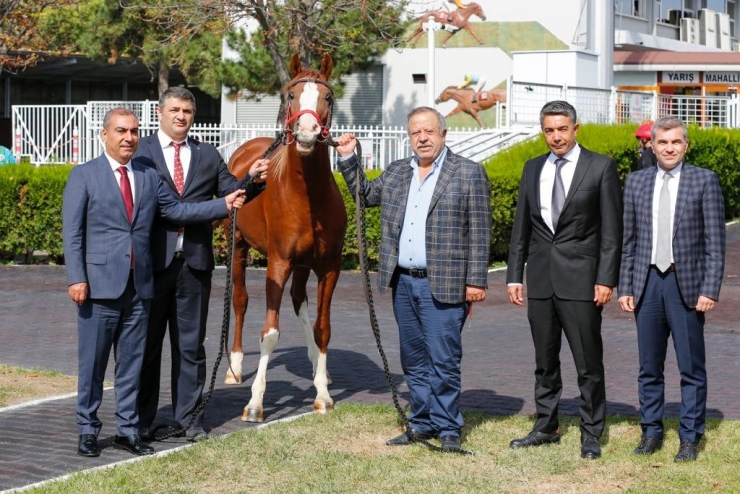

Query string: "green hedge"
[3, 123, 740, 266]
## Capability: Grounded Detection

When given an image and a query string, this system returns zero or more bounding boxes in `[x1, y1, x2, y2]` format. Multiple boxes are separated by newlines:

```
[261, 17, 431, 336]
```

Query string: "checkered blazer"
[618, 163, 726, 308]
[338, 148, 491, 304]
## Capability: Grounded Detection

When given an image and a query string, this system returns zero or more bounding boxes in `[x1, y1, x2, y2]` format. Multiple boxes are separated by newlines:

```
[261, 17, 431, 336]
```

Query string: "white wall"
[512, 51, 600, 87]
[614, 71, 658, 86]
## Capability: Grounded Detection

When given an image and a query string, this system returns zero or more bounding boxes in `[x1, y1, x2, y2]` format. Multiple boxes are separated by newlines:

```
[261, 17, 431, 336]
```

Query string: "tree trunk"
[158, 58, 169, 96]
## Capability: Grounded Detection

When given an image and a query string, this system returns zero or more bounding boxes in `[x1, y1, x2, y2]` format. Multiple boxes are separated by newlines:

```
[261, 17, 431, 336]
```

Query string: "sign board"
[704, 72, 740, 83]
[662, 71, 700, 84]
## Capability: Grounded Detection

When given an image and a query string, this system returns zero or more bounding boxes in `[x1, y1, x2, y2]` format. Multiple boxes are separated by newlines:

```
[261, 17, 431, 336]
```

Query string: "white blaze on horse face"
[294, 82, 322, 152]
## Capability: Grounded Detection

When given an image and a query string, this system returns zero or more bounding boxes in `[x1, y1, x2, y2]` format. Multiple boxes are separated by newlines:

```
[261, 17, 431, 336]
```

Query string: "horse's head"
[283, 53, 334, 155]
[469, 2, 486, 21]
[434, 86, 456, 104]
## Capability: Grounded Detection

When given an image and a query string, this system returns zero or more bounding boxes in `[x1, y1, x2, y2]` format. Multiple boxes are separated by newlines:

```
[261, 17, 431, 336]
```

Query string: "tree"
[120, 0, 411, 97]
[36, 0, 226, 95]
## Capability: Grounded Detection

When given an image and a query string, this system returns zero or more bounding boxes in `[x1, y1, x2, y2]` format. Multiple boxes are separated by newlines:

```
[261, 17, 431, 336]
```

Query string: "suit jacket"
[506, 146, 623, 301]
[134, 134, 262, 272]
[618, 163, 726, 308]
[62, 155, 229, 300]
[338, 148, 491, 304]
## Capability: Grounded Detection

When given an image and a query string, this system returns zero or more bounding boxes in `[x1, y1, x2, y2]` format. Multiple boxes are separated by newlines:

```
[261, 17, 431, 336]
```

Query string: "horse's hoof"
[314, 400, 335, 414]
[224, 372, 242, 385]
[241, 407, 264, 423]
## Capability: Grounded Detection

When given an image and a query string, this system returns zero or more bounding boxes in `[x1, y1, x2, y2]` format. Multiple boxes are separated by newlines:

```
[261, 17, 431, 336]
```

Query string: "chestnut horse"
[224, 53, 347, 422]
[435, 86, 507, 128]
[407, 2, 487, 47]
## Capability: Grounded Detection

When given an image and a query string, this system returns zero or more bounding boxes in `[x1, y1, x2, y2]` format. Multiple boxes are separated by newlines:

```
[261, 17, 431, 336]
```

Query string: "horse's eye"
[325, 94, 333, 102]
[288, 92, 294, 100]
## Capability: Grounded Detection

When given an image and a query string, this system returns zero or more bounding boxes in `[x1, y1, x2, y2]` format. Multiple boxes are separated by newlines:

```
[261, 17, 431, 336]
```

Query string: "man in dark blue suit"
[133, 87, 267, 442]
[618, 116, 726, 462]
[62, 108, 246, 457]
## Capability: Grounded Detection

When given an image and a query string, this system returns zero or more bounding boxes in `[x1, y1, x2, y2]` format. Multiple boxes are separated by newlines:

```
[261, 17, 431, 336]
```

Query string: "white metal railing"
[656, 94, 731, 128]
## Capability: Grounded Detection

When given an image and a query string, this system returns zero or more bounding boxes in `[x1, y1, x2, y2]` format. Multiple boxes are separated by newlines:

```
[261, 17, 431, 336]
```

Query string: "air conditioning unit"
[717, 12, 732, 50]
[700, 9, 718, 48]
[681, 18, 700, 44]
[732, 41, 740, 52]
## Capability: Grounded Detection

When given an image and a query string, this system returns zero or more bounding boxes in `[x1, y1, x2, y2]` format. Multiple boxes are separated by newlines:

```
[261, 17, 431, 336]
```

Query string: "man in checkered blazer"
[618, 116, 726, 462]
[334, 107, 491, 452]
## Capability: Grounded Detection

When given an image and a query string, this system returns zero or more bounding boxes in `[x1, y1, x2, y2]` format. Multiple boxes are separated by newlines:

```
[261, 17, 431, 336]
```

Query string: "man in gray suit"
[333, 107, 491, 452]
[134, 87, 267, 442]
[63, 108, 245, 457]
[506, 100, 623, 459]
[618, 116, 725, 462]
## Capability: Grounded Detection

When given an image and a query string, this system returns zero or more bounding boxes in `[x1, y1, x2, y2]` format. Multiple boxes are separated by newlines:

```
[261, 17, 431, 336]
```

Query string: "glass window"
[617, 0, 644, 16]
[659, 0, 687, 23]
[706, 0, 726, 12]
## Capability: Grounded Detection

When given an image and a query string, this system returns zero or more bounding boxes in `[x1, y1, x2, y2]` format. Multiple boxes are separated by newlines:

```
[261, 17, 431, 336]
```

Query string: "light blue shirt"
[397, 148, 447, 269]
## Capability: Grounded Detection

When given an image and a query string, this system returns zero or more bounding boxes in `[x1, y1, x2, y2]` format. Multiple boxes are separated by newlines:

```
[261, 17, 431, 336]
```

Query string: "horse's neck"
[450, 91, 468, 104]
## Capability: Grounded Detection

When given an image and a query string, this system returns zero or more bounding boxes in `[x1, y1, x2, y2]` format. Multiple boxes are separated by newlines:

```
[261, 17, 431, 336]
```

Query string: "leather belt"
[174, 251, 185, 260]
[396, 267, 428, 278]
[651, 263, 675, 273]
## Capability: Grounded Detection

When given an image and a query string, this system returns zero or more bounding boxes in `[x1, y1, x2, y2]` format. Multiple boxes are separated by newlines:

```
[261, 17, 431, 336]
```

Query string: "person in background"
[333, 106, 491, 453]
[506, 100, 623, 460]
[63, 108, 246, 458]
[618, 116, 725, 462]
[0, 145, 17, 165]
[634, 122, 657, 171]
[134, 87, 267, 443]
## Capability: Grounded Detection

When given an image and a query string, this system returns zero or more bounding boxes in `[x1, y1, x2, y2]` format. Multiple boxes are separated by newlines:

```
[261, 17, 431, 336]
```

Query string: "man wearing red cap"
[635, 122, 657, 170]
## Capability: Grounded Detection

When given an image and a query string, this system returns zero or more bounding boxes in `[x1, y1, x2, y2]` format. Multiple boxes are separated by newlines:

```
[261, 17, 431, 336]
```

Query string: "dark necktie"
[655, 172, 673, 272]
[172, 141, 185, 195]
[551, 158, 567, 230]
[118, 166, 134, 223]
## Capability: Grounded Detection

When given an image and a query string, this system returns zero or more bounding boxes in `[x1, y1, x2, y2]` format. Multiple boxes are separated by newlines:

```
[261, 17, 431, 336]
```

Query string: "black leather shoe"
[186, 428, 209, 443]
[674, 440, 699, 462]
[385, 430, 436, 446]
[77, 434, 100, 457]
[113, 434, 155, 456]
[510, 431, 561, 449]
[440, 435, 461, 452]
[633, 436, 663, 455]
[581, 434, 601, 459]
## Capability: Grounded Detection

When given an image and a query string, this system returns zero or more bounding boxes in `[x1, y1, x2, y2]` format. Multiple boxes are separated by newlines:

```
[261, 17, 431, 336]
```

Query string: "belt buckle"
[409, 268, 425, 278]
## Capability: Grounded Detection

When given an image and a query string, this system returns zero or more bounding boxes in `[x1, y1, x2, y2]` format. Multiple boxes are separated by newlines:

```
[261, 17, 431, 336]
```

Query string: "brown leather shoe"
[77, 434, 100, 457]
[113, 434, 155, 456]
[510, 431, 561, 449]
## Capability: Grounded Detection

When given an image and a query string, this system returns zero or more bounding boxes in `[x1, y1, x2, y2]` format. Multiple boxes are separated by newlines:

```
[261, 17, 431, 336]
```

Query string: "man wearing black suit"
[135, 87, 268, 442]
[506, 101, 623, 459]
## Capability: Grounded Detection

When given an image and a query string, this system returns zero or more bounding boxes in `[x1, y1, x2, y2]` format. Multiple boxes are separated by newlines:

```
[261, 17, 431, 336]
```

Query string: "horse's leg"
[440, 30, 454, 48]
[242, 259, 292, 423]
[465, 26, 484, 45]
[310, 263, 341, 413]
[446, 106, 463, 118]
[290, 266, 332, 385]
[225, 234, 248, 384]
[406, 27, 423, 45]
[470, 109, 486, 129]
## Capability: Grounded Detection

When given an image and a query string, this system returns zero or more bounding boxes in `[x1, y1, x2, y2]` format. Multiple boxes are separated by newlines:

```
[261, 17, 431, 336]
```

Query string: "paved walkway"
[1, 224, 739, 491]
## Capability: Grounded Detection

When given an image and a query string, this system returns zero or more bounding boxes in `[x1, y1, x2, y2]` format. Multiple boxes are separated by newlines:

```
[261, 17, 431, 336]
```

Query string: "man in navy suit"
[333, 107, 491, 452]
[618, 116, 726, 462]
[134, 87, 267, 442]
[63, 108, 246, 457]
[506, 101, 623, 459]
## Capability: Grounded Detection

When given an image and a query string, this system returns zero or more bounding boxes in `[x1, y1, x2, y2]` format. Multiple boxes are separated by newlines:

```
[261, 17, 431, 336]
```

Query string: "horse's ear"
[319, 53, 333, 81]
[289, 54, 302, 78]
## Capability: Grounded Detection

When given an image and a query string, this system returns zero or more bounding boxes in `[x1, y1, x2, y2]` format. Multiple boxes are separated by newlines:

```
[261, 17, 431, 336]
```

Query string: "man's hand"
[248, 158, 270, 184]
[696, 295, 716, 312]
[507, 285, 524, 306]
[334, 133, 357, 158]
[618, 295, 635, 312]
[594, 284, 613, 307]
[68, 282, 88, 305]
[224, 189, 247, 211]
[466, 285, 486, 303]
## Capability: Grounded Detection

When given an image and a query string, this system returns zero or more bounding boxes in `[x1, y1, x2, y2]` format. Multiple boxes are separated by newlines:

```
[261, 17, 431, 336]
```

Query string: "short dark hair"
[103, 108, 138, 130]
[407, 106, 447, 134]
[651, 116, 688, 142]
[159, 87, 197, 112]
[539, 100, 577, 127]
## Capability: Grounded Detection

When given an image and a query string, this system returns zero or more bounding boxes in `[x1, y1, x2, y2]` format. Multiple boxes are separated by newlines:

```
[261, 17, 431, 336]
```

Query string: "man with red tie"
[62, 108, 247, 457]
[134, 88, 267, 443]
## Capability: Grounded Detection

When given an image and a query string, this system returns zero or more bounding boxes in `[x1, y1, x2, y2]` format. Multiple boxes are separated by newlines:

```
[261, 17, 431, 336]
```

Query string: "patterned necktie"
[551, 158, 567, 230]
[172, 141, 185, 195]
[655, 172, 673, 272]
[118, 166, 134, 222]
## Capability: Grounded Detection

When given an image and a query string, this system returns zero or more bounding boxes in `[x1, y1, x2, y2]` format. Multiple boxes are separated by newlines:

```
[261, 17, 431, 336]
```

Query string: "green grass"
[0, 364, 74, 407]
[29, 403, 740, 493]
[406, 21, 568, 52]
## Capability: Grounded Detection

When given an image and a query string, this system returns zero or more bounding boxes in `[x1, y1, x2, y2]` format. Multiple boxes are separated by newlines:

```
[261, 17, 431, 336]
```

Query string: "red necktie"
[172, 141, 185, 235]
[118, 166, 135, 266]
[118, 166, 134, 222]
[172, 141, 185, 195]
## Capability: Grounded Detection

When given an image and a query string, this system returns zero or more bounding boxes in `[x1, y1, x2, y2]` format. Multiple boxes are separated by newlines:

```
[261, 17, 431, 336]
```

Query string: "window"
[706, 0, 726, 12]
[617, 0, 645, 17]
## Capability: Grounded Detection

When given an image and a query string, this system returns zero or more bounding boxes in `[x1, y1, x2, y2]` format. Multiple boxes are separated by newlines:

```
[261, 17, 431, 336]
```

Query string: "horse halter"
[283, 77, 334, 144]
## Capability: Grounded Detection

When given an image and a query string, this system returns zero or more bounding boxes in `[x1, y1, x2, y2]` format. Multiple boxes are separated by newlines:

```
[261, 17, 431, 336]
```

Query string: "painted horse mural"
[407, 2, 487, 47]
[435, 85, 507, 128]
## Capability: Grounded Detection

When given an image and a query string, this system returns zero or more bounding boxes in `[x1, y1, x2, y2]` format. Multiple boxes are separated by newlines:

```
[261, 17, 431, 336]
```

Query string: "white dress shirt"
[651, 163, 682, 265]
[157, 130, 191, 251]
[539, 144, 581, 233]
[105, 154, 135, 203]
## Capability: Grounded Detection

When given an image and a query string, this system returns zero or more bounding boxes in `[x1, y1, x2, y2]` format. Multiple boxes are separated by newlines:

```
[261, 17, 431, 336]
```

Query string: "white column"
[423, 19, 442, 107]
[590, 0, 614, 89]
